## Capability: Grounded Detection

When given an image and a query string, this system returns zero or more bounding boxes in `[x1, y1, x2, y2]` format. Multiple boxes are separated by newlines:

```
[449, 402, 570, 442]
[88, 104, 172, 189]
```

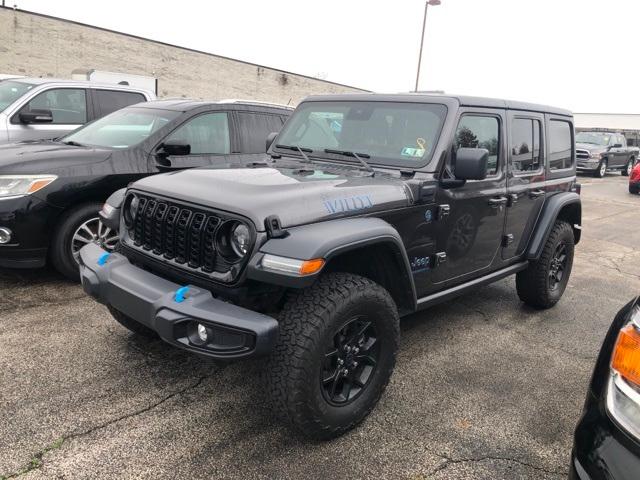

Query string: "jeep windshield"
[576, 132, 612, 146]
[0, 80, 36, 112]
[274, 101, 447, 168]
[61, 107, 180, 149]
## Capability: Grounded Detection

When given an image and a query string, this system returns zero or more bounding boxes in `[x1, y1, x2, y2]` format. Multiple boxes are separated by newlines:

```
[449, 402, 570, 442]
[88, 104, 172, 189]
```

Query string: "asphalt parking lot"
[1, 173, 639, 480]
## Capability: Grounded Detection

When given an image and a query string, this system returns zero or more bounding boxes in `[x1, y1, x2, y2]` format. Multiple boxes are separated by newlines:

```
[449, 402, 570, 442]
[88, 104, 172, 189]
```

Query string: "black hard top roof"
[301, 93, 573, 117]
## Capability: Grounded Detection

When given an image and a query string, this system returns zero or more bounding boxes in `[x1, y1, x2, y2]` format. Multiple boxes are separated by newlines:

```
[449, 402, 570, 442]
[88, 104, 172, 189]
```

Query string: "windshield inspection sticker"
[401, 138, 427, 158]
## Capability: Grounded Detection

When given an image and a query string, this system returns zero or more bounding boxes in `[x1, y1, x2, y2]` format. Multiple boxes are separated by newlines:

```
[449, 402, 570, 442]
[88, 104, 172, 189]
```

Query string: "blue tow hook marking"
[174, 286, 190, 303]
[97, 252, 111, 266]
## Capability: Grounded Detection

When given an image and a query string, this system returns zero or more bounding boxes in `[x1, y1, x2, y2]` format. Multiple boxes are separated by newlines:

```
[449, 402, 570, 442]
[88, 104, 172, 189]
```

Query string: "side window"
[548, 120, 573, 170]
[95, 90, 146, 117]
[236, 112, 286, 153]
[510, 118, 542, 173]
[165, 112, 230, 155]
[453, 115, 500, 176]
[24, 88, 87, 124]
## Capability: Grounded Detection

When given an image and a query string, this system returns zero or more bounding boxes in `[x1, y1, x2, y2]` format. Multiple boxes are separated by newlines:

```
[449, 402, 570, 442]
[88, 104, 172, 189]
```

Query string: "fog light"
[197, 323, 208, 343]
[0, 227, 12, 244]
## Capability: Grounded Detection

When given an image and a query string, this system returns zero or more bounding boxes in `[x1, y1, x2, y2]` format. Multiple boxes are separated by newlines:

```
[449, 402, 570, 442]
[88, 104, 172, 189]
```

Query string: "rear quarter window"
[549, 120, 573, 171]
[94, 90, 147, 117]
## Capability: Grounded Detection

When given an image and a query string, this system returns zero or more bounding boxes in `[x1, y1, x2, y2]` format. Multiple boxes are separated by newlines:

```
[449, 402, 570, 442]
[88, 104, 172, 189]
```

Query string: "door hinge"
[502, 234, 514, 246]
[434, 252, 447, 267]
[438, 204, 450, 220]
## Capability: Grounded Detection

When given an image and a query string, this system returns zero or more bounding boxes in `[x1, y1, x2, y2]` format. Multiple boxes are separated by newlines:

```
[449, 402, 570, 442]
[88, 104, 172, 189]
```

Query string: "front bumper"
[630, 182, 639, 194]
[79, 242, 279, 360]
[570, 391, 640, 479]
[577, 160, 601, 172]
[0, 195, 61, 268]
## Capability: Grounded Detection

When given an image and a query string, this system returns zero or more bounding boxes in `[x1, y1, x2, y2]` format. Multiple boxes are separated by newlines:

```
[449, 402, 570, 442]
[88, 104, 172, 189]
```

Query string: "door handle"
[529, 189, 545, 198]
[488, 196, 508, 208]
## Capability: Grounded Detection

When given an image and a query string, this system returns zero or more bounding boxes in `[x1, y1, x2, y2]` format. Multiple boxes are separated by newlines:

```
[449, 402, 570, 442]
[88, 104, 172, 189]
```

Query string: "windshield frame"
[0, 80, 37, 113]
[272, 100, 449, 170]
[59, 106, 182, 150]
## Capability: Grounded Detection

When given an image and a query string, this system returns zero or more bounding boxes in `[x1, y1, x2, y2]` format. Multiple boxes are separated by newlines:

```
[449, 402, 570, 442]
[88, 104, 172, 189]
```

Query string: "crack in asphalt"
[0, 374, 212, 479]
[427, 454, 567, 478]
[0, 294, 88, 316]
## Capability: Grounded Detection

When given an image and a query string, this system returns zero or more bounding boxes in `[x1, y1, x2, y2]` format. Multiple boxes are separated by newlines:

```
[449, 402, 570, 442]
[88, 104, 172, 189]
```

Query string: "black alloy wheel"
[548, 242, 568, 291]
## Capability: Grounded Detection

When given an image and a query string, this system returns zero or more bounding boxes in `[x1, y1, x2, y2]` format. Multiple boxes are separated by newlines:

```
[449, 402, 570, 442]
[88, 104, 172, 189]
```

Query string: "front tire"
[516, 220, 575, 309]
[50, 203, 119, 281]
[622, 158, 634, 176]
[594, 159, 607, 178]
[264, 273, 400, 440]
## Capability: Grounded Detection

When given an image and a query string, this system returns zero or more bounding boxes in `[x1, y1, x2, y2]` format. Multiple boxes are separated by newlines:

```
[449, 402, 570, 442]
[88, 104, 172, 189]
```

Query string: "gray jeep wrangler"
[79, 94, 581, 439]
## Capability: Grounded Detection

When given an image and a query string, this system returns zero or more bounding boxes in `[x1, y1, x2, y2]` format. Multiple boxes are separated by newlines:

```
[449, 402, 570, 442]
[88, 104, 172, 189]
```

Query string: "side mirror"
[266, 132, 278, 152]
[454, 148, 489, 181]
[19, 109, 53, 124]
[157, 140, 191, 157]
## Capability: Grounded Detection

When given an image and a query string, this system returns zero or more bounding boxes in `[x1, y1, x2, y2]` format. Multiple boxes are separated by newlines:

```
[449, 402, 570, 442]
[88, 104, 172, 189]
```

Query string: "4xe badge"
[410, 256, 431, 272]
[424, 209, 433, 223]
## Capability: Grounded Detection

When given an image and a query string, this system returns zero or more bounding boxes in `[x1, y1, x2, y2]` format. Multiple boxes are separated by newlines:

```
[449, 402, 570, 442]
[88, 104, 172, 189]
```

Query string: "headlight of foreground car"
[607, 304, 640, 440]
[231, 222, 251, 257]
[0, 175, 57, 198]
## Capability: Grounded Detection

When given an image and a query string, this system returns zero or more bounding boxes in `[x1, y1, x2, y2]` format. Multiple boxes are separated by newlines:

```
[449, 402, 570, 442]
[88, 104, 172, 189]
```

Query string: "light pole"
[414, 0, 441, 92]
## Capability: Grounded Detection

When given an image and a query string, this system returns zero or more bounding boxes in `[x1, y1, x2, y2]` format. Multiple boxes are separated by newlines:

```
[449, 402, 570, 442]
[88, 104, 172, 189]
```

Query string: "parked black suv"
[576, 131, 638, 177]
[79, 94, 582, 439]
[0, 99, 292, 279]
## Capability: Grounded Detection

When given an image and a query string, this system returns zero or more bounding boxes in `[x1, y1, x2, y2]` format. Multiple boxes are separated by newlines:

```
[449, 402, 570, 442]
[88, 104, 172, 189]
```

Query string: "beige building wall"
[0, 7, 366, 105]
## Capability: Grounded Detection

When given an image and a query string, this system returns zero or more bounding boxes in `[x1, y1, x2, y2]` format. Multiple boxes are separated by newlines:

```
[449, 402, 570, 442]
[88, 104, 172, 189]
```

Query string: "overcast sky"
[11, 0, 640, 113]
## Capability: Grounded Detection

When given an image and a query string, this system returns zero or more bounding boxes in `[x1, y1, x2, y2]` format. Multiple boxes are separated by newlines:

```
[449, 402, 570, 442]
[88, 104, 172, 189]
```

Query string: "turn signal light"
[612, 324, 640, 387]
[27, 178, 56, 194]
[300, 258, 325, 276]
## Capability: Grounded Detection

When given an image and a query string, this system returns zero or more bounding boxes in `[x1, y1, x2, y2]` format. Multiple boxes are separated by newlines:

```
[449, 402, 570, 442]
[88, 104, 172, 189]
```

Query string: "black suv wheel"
[264, 273, 399, 440]
[516, 220, 575, 309]
[50, 203, 119, 281]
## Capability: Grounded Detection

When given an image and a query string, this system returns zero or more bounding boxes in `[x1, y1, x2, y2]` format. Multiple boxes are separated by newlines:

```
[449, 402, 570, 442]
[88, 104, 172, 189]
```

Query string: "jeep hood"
[131, 165, 411, 231]
[0, 141, 113, 174]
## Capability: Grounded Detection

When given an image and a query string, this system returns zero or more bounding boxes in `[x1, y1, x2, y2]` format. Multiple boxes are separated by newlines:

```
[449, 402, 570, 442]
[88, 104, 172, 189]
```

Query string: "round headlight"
[124, 195, 139, 227]
[231, 223, 251, 257]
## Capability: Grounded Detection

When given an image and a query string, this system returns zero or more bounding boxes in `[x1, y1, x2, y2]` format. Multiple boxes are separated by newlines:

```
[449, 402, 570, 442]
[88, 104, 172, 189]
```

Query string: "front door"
[502, 112, 546, 260]
[432, 109, 507, 285]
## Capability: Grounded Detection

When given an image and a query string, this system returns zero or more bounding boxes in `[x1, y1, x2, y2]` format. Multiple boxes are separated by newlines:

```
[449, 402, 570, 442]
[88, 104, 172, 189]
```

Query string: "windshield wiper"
[62, 140, 84, 147]
[275, 144, 312, 163]
[324, 149, 375, 175]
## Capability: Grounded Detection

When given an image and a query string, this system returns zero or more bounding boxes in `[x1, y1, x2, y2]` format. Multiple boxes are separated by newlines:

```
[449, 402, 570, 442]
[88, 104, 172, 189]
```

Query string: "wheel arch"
[247, 217, 417, 315]
[526, 192, 581, 261]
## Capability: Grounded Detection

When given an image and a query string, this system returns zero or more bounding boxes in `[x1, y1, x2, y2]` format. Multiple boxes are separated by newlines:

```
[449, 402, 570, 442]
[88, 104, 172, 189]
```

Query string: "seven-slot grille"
[127, 194, 238, 275]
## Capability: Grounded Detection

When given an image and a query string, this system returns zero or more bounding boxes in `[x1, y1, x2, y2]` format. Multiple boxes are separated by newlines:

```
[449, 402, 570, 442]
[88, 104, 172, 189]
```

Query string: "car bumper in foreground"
[570, 389, 640, 480]
[629, 182, 639, 194]
[79, 242, 279, 360]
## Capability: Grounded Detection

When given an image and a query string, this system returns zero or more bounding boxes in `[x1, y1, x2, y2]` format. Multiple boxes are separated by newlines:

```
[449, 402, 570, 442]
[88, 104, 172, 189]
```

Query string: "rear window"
[549, 120, 573, 170]
[95, 90, 146, 116]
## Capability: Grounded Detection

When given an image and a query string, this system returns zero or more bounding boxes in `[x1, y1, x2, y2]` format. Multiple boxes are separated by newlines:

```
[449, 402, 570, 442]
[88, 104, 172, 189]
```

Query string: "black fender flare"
[247, 217, 417, 311]
[526, 192, 581, 261]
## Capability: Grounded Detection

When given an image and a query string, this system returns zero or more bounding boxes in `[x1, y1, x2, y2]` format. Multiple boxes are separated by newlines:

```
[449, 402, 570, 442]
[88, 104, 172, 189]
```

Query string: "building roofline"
[0, 5, 369, 93]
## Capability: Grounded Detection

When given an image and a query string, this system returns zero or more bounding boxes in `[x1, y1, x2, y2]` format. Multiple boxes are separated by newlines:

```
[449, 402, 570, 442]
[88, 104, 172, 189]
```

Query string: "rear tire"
[107, 305, 158, 338]
[594, 159, 607, 178]
[622, 158, 634, 176]
[264, 273, 400, 440]
[516, 221, 574, 309]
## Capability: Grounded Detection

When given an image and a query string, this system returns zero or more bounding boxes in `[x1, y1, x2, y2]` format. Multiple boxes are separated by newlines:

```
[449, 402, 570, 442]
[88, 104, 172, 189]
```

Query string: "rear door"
[432, 108, 507, 285]
[91, 89, 148, 119]
[502, 111, 546, 260]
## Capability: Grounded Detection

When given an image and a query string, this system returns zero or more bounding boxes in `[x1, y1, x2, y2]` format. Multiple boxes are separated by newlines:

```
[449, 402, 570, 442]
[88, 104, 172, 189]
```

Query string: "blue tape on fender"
[97, 252, 111, 266]
[174, 286, 190, 303]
